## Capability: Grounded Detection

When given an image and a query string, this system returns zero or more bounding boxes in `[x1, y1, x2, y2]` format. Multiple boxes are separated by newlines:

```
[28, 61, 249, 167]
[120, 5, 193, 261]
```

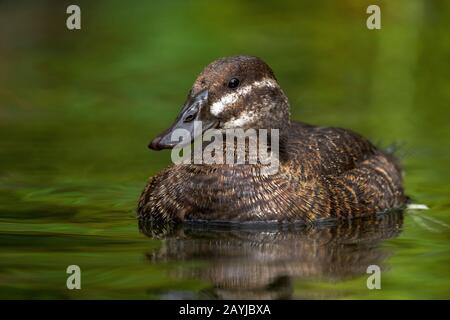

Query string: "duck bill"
[149, 90, 214, 150]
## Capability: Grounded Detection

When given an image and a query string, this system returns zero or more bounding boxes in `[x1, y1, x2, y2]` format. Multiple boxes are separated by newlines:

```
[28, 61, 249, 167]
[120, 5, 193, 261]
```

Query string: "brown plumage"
[138, 56, 407, 223]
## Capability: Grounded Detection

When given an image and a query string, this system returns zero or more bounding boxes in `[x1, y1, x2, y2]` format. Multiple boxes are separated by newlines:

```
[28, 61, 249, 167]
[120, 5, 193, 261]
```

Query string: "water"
[0, 0, 449, 299]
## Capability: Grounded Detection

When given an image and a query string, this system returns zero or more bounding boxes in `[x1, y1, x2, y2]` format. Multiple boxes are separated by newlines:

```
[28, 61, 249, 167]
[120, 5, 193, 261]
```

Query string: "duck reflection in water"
[139, 211, 403, 299]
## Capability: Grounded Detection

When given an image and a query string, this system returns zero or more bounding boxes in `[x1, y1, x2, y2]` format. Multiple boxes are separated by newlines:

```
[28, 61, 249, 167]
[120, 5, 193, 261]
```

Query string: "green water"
[0, 0, 449, 299]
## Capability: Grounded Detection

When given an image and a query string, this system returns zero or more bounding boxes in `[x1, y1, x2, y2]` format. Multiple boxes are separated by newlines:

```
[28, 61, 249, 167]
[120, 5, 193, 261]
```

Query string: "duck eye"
[227, 78, 240, 89]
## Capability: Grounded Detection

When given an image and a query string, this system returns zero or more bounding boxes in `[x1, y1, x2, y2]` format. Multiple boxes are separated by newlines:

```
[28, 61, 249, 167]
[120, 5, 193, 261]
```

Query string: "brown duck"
[138, 56, 407, 223]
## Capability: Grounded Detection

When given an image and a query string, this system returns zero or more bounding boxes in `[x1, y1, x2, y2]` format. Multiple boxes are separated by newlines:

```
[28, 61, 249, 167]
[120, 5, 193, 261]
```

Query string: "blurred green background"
[0, 0, 449, 299]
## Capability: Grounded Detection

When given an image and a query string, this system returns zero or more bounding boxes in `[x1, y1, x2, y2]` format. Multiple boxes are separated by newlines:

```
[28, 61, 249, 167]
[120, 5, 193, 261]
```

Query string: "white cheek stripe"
[210, 78, 278, 117]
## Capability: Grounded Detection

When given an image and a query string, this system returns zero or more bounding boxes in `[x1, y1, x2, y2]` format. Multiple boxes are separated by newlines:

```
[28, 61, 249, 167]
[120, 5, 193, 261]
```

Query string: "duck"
[138, 55, 407, 224]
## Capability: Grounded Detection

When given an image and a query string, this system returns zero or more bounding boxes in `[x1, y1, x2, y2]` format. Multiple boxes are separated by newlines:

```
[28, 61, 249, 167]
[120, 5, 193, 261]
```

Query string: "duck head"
[149, 56, 290, 150]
